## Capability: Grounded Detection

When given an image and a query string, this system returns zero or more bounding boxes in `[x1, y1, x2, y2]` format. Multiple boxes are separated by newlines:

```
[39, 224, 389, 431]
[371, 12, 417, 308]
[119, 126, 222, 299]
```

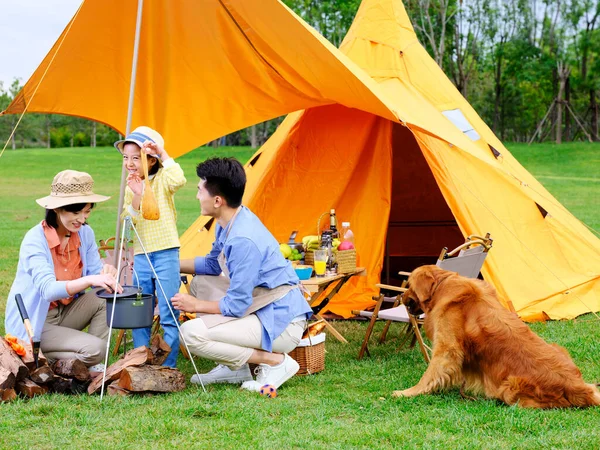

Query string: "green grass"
[510, 142, 600, 231]
[0, 142, 599, 449]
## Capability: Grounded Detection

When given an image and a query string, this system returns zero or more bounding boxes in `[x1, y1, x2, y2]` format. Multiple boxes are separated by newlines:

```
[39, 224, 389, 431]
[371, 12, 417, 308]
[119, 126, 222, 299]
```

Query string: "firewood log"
[49, 375, 89, 395]
[107, 380, 131, 397]
[29, 365, 55, 385]
[21, 341, 47, 370]
[0, 366, 16, 390]
[87, 346, 153, 394]
[15, 378, 48, 397]
[118, 366, 185, 393]
[149, 334, 171, 366]
[0, 388, 17, 402]
[0, 337, 29, 381]
[52, 359, 90, 382]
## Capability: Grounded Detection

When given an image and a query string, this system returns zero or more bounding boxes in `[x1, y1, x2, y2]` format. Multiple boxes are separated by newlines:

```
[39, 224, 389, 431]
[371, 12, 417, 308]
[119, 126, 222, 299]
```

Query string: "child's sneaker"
[88, 363, 106, 377]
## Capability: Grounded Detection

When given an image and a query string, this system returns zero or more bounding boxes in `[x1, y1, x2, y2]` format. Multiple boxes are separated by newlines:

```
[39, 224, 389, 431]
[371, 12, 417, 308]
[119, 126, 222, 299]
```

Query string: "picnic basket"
[336, 249, 357, 274]
[289, 332, 326, 375]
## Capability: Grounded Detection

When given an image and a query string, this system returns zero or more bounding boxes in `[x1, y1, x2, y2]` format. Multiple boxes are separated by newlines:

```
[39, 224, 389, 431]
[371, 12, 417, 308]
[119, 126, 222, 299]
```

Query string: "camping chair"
[98, 237, 191, 359]
[354, 233, 493, 361]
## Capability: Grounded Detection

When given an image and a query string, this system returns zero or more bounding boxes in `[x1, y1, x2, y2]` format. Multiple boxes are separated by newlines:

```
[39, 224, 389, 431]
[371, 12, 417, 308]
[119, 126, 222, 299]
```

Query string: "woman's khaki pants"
[42, 291, 109, 366]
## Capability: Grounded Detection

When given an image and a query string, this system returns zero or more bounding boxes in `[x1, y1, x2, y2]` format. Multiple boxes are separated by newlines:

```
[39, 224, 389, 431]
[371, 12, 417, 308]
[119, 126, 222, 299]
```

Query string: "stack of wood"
[1, 334, 185, 401]
[1, 335, 91, 401]
[88, 334, 185, 397]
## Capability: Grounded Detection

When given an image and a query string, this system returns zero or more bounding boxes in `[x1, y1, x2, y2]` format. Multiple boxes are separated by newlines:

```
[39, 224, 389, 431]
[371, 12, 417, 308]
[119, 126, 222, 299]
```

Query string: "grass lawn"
[0, 142, 599, 449]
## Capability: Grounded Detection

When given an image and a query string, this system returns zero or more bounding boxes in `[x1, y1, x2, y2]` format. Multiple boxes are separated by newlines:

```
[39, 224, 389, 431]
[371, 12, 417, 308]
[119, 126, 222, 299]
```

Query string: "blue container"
[295, 266, 313, 280]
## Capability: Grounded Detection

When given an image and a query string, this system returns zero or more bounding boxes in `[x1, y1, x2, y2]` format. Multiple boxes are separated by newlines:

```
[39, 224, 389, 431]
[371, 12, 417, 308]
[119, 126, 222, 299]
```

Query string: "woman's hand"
[87, 274, 123, 294]
[101, 264, 118, 278]
[171, 293, 200, 313]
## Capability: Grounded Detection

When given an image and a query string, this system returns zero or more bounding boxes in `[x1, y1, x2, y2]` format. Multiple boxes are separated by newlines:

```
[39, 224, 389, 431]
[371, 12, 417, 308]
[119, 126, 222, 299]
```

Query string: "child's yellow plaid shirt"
[122, 159, 186, 254]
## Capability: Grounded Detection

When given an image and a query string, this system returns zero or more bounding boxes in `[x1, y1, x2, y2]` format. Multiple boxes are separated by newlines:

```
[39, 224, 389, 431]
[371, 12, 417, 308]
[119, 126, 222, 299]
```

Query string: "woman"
[5, 170, 121, 368]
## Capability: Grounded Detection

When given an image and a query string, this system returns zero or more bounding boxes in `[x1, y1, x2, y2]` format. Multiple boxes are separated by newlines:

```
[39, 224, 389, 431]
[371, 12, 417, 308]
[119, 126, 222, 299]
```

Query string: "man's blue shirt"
[194, 206, 312, 351]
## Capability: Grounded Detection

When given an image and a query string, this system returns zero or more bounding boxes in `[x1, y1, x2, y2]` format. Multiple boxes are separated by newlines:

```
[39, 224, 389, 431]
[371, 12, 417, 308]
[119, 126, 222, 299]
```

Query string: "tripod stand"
[99, 217, 206, 399]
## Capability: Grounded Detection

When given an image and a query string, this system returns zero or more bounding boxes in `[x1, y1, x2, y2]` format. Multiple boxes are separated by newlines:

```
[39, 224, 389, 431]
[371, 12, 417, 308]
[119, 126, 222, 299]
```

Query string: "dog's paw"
[392, 389, 413, 398]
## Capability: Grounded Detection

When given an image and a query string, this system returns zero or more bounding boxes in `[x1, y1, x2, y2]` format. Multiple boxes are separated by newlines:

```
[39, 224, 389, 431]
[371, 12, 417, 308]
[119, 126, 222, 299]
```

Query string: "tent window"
[442, 109, 481, 141]
[535, 203, 548, 218]
[248, 152, 262, 167]
[488, 144, 502, 159]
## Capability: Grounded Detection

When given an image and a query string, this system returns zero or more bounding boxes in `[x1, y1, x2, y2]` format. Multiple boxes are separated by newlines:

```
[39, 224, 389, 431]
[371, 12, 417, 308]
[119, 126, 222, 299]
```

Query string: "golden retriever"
[392, 265, 600, 408]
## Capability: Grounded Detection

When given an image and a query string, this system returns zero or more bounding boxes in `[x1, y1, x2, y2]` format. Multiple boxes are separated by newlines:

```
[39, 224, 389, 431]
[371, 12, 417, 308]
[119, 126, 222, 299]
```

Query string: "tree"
[448, 0, 489, 97]
[405, 0, 459, 71]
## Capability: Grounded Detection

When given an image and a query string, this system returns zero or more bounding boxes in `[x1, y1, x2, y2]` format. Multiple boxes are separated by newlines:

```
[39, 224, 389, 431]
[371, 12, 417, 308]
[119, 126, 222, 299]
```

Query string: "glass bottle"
[320, 230, 337, 275]
[329, 209, 339, 239]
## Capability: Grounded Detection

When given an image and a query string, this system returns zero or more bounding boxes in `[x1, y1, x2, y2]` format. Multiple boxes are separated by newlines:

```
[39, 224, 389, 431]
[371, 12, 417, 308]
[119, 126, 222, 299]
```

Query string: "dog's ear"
[408, 266, 436, 304]
[432, 266, 454, 284]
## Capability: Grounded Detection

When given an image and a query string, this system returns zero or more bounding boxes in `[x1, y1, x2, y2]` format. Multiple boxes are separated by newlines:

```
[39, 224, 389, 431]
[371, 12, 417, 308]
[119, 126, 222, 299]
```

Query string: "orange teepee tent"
[180, 0, 600, 322]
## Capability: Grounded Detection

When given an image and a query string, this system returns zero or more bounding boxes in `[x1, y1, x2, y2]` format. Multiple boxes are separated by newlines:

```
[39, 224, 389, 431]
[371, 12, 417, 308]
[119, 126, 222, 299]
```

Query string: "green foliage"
[49, 126, 72, 148]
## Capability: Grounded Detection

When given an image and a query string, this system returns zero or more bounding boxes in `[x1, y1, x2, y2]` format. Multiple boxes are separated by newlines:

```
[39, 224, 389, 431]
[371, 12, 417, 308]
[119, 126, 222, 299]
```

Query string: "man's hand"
[172, 293, 200, 313]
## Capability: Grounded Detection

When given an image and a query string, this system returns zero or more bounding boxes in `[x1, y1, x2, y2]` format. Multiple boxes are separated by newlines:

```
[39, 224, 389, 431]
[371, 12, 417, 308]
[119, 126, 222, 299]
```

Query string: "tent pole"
[114, 0, 145, 266]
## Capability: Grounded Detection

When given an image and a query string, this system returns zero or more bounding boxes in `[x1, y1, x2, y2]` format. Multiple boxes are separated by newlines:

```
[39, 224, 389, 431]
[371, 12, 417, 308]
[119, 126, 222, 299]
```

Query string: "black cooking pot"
[96, 285, 154, 329]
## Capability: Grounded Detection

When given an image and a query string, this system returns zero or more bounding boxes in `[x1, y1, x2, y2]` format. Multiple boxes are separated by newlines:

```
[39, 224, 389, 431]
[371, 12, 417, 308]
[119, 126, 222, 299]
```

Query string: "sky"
[0, 0, 82, 90]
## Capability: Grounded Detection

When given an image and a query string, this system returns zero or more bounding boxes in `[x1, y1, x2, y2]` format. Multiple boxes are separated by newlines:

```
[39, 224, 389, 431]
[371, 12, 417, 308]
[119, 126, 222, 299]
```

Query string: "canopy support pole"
[114, 0, 144, 265]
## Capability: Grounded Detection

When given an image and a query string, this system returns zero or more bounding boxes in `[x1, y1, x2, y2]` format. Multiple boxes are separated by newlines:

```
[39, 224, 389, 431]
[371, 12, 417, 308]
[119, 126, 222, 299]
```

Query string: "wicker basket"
[336, 249, 357, 274]
[304, 250, 314, 266]
[289, 333, 326, 375]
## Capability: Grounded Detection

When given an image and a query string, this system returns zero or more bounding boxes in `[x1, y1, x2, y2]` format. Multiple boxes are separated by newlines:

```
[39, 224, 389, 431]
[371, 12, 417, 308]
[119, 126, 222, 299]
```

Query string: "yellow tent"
[4, 0, 599, 321]
[180, 0, 600, 321]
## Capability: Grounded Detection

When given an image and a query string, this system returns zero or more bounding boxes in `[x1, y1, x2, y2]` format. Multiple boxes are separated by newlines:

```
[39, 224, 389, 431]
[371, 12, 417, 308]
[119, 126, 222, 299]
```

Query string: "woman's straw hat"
[36, 170, 110, 209]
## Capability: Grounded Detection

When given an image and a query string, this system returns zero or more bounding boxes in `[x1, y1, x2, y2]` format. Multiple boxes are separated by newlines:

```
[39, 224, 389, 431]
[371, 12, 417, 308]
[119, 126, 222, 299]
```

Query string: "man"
[172, 157, 312, 391]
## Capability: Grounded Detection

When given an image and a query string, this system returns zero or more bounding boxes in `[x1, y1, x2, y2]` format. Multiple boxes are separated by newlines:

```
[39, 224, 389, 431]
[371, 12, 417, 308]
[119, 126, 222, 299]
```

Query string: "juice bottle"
[341, 222, 355, 246]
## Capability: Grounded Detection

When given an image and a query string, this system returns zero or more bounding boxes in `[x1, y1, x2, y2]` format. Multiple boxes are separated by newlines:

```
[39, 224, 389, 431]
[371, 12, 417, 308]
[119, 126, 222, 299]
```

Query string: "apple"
[338, 241, 355, 251]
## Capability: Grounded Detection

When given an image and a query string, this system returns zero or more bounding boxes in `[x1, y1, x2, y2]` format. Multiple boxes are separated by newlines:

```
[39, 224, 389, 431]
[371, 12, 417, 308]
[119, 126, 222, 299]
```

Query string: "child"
[115, 126, 186, 367]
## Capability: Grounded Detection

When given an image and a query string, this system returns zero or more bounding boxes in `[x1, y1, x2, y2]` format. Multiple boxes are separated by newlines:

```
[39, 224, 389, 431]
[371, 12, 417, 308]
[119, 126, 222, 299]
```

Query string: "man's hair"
[196, 157, 246, 208]
[45, 203, 95, 229]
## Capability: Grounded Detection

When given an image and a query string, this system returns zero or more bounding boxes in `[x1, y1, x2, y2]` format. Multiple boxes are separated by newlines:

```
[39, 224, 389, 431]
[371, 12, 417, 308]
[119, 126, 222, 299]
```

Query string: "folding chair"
[354, 233, 493, 361]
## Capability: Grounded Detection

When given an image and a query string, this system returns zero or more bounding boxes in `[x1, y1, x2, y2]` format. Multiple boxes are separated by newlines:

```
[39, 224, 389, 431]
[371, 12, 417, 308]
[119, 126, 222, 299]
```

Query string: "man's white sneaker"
[190, 364, 253, 385]
[253, 354, 299, 389]
[240, 380, 262, 392]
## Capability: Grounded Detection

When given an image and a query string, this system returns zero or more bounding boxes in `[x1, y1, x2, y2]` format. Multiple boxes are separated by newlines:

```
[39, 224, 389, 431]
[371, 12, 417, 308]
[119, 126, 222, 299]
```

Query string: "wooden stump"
[149, 334, 171, 366]
[88, 346, 153, 394]
[15, 379, 48, 398]
[118, 366, 185, 393]
[0, 337, 29, 381]
[53, 359, 90, 382]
